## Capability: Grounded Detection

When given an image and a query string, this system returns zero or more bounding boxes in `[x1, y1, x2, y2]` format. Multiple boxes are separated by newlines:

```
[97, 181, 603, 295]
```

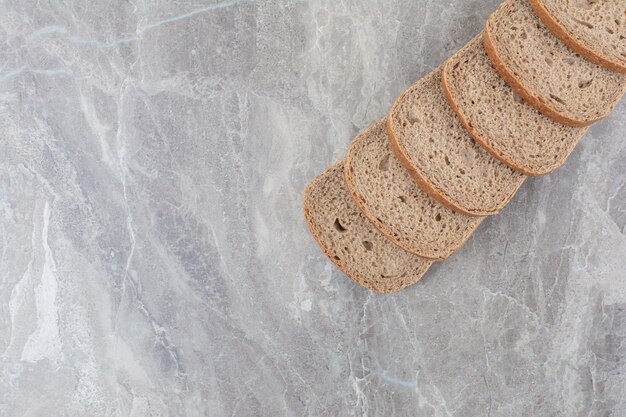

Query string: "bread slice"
[530, 0, 626, 73]
[443, 34, 588, 176]
[344, 120, 483, 260]
[387, 68, 526, 216]
[484, 0, 626, 127]
[303, 162, 433, 293]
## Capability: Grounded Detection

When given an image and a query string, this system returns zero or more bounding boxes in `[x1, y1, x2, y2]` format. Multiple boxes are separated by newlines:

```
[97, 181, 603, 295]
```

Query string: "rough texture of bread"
[443, 34, 588, 176]
[388, 68, 526, 216]
[344, 120, 483, 260]
[530, 0, 626, 73]
[484, 0, 626, 127]
[303, 162, 432, 293]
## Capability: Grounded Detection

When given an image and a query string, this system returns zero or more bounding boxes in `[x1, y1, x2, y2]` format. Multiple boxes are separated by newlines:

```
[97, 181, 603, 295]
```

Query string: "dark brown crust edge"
[343, 122, 483, 261]
[529, 0, 626, 74]
[483, 18, 601, 128]
[386, 78, 525, 217]
[441, 35, 587, 176]
[302, 163, 432, 294]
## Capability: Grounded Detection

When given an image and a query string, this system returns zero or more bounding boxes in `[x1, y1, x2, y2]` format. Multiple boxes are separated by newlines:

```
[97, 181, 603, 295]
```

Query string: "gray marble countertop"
[1, 1, 625, 416]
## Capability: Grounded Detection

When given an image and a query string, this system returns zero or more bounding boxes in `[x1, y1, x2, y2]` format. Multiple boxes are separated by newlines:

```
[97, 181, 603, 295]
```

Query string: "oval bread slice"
[388, 67, 526, 216]
[530, 0, 626, 74]
[344, 120, 483, 260]
[303, 162, 432, 293]
[443, 34, 588, 176]
[484, 0, 626, 127]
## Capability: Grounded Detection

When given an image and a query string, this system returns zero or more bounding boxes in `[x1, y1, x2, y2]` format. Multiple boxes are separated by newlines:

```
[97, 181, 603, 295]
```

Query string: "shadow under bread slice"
[303, 162, 432, 293]
[344, 120, 483, 261]
[388, 67, 526, 217]
[530, 0, 626, 74]
[484, 0, 625, 127]
[443, 34, 588, 176]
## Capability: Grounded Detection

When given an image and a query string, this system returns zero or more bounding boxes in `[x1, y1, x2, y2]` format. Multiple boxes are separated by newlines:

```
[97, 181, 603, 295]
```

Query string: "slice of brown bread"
[530, 0, 626, 73]
[303, 162, 433, 293]
[443, 34, 588, 176]
[484, 0, 626, 127]
[344, 120, 483, 260]
[388, 67, 526, 216]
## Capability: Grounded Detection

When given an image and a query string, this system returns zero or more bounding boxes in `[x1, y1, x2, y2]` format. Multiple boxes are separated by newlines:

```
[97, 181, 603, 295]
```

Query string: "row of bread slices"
[303, 0, 626, 293]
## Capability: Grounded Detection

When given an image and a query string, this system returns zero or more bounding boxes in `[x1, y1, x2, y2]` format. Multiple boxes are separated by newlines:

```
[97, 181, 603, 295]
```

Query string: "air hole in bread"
[398, 195, 406, 203]
[549, 94, 566, 105]
[573, 18, 594, 29]
[435, 213, 442, 222]
[444, 155, 451, 166]
[362, 241, 373, 251]
[605, 27, 614, 35]
[545, 57, 553, 66]
[333, 218, 347, 232]
[578, 79, 593, 89]
[378, 154, 390, 171]
[333, 255, 340, 261]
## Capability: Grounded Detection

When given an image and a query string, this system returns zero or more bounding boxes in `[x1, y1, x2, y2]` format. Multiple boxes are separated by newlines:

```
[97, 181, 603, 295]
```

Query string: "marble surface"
[1, 1, 625, 416]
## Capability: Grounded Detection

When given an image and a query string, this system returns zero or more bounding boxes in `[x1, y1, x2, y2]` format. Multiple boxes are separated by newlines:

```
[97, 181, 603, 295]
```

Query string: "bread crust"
[441, 35, 586, 176]
[343, 121, 483, 260]
[303, 163, 432, 293]
[387, 83, 525, 217]
[529, 0, 626, 74]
